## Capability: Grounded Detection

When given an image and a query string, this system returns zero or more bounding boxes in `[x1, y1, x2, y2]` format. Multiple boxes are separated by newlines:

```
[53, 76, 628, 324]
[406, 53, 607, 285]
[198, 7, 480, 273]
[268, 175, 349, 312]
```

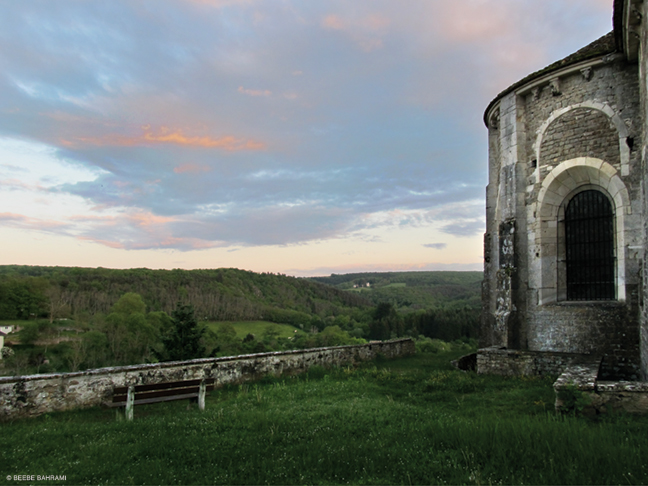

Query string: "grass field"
[2, 351, 648, 485]
[204, 320, 305, 339]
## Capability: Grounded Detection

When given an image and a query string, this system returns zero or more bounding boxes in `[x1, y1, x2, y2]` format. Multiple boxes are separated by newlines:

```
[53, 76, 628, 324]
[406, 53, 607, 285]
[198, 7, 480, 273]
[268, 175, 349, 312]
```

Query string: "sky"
[0, 0, 614, 277]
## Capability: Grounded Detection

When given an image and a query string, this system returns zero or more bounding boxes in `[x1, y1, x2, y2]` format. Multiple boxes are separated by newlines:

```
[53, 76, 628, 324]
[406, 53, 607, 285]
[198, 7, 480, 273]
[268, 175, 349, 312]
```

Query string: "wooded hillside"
[310, 271, 482, 312]
[0, 265, 370, 323]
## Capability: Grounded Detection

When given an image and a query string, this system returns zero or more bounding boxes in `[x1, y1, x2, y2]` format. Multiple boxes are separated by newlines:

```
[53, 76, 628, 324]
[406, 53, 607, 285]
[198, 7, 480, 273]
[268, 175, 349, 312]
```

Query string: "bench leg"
[198, 380, 206, 411]
[125, 385, 135, 421]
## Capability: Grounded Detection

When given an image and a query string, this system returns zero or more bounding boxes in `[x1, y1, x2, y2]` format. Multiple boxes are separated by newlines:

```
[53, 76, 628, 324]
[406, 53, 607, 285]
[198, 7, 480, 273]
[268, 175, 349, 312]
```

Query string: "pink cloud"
[76, 236, 125, 250]
[322, 14, 345, 30]
[70, 211, 216, 251]
[173, 163, 211, 174]
[0, 212, 28, 222]
[68, 215, 117, 223]
[62, 126, 267, 151]
[126, 212, 176, 227]
[435, 1, 511, 43]
[0, 179, 48, 192]
[321, 12, 390, 52]
[238, 86, 272, 97]
[0, 212, 68, 230]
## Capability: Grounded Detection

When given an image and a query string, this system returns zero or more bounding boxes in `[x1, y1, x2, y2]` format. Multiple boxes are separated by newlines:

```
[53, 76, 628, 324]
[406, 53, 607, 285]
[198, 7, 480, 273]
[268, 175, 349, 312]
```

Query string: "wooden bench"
[110, 378, 215, 420]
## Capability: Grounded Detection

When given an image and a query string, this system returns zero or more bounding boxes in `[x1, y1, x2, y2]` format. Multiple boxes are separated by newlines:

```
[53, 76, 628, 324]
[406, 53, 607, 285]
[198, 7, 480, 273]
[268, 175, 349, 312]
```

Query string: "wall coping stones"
[596, 380, 648, 392]
[0, 339, 413, 385]
[553, 357, 602, 392]
[0, 339, 416, 420]
[552, 356, 648, 414]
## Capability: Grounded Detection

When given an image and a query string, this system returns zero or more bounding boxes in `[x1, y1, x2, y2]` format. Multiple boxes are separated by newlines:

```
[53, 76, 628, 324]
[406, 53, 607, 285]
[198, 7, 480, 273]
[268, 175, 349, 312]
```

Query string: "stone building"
[480, 0, 648, 380]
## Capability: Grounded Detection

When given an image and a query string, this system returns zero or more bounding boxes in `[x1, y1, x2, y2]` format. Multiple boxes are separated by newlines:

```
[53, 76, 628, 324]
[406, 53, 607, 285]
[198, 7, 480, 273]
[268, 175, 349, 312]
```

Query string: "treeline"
[367, 303, 480, 342]
[310, 271, 482, 311]
[312, 271, 482, 341]
[0, 266, 371, 322]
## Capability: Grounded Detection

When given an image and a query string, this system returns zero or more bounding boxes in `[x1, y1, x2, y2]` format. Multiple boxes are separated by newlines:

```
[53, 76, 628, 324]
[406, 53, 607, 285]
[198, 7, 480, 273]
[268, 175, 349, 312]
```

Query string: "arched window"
[565, 190, 615, 301]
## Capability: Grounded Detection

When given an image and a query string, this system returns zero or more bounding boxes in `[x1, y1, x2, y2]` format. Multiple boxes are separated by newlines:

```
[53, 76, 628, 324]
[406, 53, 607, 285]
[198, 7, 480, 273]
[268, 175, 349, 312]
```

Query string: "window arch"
[534, 158, 630, 305]
[564, 190, 615, 301]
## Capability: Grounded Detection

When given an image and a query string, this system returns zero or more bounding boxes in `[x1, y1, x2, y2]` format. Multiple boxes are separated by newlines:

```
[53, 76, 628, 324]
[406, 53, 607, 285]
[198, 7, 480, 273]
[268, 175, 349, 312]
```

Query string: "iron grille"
[565, 190, 615, 300]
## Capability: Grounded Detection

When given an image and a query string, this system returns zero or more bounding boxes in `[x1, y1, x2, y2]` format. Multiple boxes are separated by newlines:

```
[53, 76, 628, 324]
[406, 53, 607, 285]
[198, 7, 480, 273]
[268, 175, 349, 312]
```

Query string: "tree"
[111, 292, 146, 315]
[369, 303, 403, 340]
[159, 303, 206, 361]
[100, 293, 159, 365]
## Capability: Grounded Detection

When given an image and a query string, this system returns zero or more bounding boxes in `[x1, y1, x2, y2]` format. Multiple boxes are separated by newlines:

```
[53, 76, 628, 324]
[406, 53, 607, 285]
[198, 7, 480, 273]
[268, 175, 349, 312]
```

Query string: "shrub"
[416, 337, 451, 354]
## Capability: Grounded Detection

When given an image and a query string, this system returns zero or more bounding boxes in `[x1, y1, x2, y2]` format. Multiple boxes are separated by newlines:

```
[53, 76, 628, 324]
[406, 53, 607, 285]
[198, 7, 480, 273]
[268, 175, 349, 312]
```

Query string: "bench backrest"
[112, 378, 215, 407]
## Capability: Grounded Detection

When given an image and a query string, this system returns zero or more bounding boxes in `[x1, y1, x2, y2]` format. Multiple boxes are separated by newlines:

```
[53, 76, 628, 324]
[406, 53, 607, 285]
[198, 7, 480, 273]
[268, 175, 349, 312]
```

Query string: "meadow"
[205, 320, 304, 339]
[2, 350, 648, 485]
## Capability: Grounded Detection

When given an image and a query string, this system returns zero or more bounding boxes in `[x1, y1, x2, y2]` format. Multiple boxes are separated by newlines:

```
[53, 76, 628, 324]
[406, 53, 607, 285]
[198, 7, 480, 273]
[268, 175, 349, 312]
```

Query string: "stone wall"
[528, 302, 640, 379]
[477, 346, 599, 377]
[639, 0, 648, 381]
[554, 360, 648, 415]
[0, 339, 415, 421]
[539, 108, 621, 167]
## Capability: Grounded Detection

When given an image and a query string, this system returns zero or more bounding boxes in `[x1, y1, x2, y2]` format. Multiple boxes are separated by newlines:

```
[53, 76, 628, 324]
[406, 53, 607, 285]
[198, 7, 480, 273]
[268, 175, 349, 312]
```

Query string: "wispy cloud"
[238, 86, 272, 97]
[173, 163, 212, 174]
[321, 11, 390, 52]
[62, 126, 266, 151]
[424, 243, 447, 250]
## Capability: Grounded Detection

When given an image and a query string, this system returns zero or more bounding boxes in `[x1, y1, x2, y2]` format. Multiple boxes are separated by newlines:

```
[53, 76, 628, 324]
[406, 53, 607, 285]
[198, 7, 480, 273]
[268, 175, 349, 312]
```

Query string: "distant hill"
[310, 271, 483, 312]
[0, 265, 371, 322]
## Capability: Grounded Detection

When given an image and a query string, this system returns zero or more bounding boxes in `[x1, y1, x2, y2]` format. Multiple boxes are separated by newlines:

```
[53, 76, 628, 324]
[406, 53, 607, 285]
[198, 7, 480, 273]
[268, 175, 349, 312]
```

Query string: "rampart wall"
[0, 339, 415, 421]
[476, 346, 597, 376]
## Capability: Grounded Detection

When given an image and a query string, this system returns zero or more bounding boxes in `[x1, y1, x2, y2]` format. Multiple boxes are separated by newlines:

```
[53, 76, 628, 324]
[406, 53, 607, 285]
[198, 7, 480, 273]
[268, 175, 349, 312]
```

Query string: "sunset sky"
[0, 0, 613, 277]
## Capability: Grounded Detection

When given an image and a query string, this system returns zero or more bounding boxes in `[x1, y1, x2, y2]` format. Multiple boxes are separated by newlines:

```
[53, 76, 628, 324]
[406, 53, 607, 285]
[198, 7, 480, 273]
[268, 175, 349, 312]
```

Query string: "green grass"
[205, 320, 304, 339]
[2, 352, 648, 485]
[0, 320, 25, 328]
[383, 282, 407, 288]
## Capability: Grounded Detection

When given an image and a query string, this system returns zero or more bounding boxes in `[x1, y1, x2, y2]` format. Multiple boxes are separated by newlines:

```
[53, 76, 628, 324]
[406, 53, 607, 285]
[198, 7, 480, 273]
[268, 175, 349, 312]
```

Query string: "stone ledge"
[553, 357, 602, 392]
[476, 347, 591, 376]
[0, 339, 414, 385]
[553, 358, 648, 414]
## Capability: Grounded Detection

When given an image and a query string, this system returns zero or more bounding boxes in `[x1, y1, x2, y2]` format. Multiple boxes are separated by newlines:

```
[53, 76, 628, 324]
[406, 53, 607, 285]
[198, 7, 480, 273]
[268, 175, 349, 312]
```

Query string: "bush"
[415, 337, 451, 354]
[306, 365, 327, 380]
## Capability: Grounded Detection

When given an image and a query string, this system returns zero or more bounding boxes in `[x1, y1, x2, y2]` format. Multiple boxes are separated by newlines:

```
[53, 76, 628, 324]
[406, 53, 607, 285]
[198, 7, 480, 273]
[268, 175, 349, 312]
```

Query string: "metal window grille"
[565, 190, 615, 301]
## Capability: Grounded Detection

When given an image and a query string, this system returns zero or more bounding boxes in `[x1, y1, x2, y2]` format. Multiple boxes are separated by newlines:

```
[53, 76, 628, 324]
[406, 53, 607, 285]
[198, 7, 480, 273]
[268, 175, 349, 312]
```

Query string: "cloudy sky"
[0, 0, 613, 276]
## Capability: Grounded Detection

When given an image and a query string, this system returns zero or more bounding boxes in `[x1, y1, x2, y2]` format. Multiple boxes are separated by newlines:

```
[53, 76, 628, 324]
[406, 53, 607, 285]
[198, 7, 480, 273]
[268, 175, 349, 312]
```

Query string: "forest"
[0, 266, 482, 375]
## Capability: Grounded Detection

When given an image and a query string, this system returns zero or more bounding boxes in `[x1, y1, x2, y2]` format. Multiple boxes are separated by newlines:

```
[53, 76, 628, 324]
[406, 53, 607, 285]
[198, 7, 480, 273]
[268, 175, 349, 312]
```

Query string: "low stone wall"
[478, 347, 648, 414]
[554, 361, 648, 415]
[476, 347, 596, 376]
[0, 339, 415, 421]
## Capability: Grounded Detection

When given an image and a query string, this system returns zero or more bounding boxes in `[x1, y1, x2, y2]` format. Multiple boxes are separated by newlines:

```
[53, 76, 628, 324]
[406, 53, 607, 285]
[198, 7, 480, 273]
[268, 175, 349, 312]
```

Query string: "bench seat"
[110, 378, 215, 419]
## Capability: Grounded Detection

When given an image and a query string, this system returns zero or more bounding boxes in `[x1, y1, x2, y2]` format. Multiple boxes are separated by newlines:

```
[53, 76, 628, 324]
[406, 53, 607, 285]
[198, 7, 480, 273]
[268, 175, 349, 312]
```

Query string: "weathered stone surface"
[477, 347, 593, 376]
[482, 16, 643, 379]
[480, 0, 648, 413]
[554, 361, 648, 415]
[0, 339, 415, 421]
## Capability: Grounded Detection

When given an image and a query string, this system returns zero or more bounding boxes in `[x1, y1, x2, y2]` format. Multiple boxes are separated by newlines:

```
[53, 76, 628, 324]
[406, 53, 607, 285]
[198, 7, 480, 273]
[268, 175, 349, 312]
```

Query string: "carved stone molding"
[489, 109, 500, 130]
[550, 77, 561, 96]
[580, 67, 593, 81]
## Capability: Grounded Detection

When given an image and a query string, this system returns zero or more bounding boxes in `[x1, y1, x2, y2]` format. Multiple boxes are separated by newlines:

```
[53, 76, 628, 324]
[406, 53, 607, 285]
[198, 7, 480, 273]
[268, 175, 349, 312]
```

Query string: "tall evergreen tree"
[160, 303, 205, 361]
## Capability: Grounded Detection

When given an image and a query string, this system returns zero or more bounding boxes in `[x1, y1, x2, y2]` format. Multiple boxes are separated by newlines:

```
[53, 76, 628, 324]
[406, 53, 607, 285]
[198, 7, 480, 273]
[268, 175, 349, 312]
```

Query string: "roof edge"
[483, 31, 617, 127]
